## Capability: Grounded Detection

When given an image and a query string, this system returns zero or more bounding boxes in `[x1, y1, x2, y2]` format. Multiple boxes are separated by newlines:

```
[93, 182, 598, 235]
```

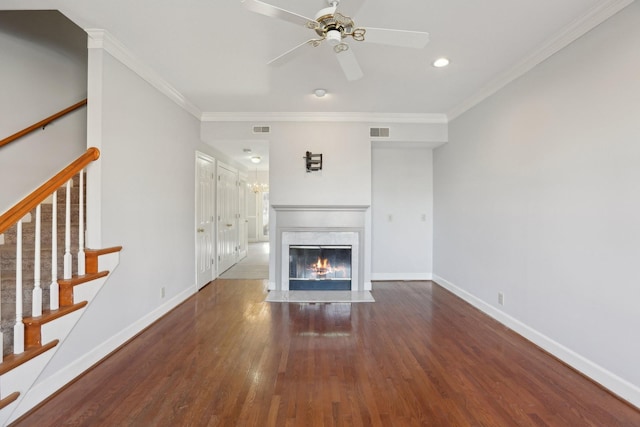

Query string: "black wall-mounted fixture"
[304, 151, 322, 172]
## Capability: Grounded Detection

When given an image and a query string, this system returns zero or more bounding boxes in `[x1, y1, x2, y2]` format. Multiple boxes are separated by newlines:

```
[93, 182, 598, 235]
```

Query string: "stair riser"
[1, 224, 81, 246]
[1, 248, 75, 265]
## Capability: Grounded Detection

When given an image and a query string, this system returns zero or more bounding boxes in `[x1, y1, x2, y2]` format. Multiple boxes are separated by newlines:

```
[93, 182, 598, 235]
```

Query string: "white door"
[195, 153, 215, 289]
[217, 163, 238, 273]
[238, 172, 248, 260]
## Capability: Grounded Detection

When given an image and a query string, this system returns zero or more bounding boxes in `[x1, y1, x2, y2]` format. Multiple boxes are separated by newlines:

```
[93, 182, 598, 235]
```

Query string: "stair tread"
[0, 340, 58, 376]
[58, 271, 109, 286]
[0, 391, 20, 410]
[23, 301, 88, 327]
[85, 246, 123, 256]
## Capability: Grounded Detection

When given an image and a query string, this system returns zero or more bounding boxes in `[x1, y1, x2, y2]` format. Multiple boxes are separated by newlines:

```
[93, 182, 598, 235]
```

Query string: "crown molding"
[200, 111, 448, 124]
[446, 0, 634, 121]
[85, 29, 202, 120]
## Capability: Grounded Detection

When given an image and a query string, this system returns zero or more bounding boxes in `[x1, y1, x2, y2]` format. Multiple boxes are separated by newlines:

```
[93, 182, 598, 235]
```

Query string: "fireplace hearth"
[289, 245, 352, 290]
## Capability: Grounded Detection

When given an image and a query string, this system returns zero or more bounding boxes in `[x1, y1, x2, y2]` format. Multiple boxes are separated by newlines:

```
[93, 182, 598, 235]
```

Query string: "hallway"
[219, 242, 269, 280]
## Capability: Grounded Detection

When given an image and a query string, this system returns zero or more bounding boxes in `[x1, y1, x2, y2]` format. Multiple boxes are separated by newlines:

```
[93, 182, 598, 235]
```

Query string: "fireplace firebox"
[289, 245, 352, 290]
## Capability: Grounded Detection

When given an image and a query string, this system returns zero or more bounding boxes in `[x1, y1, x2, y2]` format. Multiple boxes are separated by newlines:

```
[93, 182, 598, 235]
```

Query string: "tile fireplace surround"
[271, 205, 370, 292]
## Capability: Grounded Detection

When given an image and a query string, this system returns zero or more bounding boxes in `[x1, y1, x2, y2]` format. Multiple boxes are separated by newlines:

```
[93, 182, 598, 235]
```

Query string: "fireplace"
[289, 245, 352, 290]
[280, 230, 360, 291]
[272, 205, 370, 292]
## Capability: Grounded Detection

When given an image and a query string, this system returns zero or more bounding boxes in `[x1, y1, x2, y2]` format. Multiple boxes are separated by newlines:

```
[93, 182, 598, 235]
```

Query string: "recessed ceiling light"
[314, 88, 327, 98]
[433, 57, 450, 68]
[251, 156, 261, 164]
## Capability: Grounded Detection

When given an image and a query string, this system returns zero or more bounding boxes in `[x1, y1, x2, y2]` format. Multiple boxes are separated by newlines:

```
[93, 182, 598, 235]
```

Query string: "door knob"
[197, 228, 205, 233]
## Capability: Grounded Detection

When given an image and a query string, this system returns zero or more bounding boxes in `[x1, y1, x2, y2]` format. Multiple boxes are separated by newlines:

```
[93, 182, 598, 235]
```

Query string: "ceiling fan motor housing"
[314, 6, 355, 43]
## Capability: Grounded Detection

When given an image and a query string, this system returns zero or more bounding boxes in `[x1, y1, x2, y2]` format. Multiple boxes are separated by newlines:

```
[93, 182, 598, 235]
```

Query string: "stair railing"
[0, 147, 100, 359]
[0, 99, 87, 149]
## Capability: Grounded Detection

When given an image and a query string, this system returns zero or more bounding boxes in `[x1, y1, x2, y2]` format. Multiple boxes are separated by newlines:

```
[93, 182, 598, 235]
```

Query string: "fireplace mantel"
[271, 205, 370, 292]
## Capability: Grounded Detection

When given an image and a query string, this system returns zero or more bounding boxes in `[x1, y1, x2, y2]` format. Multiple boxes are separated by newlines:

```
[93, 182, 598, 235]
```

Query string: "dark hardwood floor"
[12, 280, 640, 426]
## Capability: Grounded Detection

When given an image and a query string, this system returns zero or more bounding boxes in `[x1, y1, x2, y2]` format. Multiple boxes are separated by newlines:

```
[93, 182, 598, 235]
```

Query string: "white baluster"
[50, 189, 59, 310]
[78, 171, 85, 275]
[64, 180, 72, 280]
[32, 204, 43, 317]
[14, 219, 25, 354]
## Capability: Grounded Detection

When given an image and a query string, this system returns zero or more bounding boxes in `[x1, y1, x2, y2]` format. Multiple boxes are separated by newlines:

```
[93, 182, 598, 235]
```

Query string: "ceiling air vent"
[252, 125, 271, 134]
[370, 127, 390, 138]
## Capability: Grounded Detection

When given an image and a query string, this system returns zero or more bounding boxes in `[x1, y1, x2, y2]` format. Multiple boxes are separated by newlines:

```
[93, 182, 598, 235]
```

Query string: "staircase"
[0, 148, 121, 425]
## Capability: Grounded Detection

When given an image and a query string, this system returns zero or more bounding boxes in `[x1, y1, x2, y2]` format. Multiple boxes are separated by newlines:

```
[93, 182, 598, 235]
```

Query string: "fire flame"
[312, 257, 331, 276]
[316, 257, 329, 269]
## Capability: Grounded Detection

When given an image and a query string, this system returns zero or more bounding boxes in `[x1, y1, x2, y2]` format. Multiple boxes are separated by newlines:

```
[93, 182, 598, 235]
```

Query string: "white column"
[14, 219, 25, 354]
[32, 204, 43, 317]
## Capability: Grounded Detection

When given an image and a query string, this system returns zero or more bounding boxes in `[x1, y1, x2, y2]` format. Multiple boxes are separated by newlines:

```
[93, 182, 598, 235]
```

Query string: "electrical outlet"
[498, 292, 504, 306]
[161, 287, 166, 298]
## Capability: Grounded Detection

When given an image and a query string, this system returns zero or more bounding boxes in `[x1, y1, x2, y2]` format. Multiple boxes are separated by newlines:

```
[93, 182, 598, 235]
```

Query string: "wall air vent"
[370, 127, 390, 138]
[252, 125, 271, 134]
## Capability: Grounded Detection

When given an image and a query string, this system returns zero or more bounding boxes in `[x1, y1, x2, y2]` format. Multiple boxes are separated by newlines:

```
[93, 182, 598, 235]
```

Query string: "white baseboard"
[371, 272, 433, 281]
[432, 274, 640, 409]
[13, 285, 196, 423]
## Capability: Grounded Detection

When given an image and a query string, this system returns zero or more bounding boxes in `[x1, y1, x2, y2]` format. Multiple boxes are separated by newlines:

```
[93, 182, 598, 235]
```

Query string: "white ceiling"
[1, 0, 631, 169]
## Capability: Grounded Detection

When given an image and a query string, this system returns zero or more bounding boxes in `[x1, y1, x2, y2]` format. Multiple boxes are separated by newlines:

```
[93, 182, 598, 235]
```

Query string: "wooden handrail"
[0, 147, 100, 234]
[0, 99, 88, 149]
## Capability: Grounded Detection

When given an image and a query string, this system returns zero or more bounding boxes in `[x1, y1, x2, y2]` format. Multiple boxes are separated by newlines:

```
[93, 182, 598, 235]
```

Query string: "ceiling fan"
[241, 0, 430, 81]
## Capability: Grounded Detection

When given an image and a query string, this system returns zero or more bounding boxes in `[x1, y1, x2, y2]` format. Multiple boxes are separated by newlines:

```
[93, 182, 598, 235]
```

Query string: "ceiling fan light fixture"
[433, 57, 450, 68]
[326, 29, 342, 46]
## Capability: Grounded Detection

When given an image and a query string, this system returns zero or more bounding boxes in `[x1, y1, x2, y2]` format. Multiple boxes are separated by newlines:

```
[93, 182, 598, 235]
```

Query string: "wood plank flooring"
[12, 280, 640, 426]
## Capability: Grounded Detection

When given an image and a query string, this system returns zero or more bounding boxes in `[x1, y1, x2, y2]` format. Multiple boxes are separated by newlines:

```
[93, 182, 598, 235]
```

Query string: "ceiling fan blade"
[361, 27, 429, 49]
[343, 0, 367, 19]
[335, 46, 363, 81]
[268, 39, 317, 66]
[242, 0, 317, 29]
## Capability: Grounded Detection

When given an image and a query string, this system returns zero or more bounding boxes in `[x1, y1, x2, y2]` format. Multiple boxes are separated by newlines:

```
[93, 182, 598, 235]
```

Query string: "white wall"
[0, 11, 87, 213]
[372, 143, 433, 280]
[433, 2, 640, 407]
[269, 122, 372, 207]
[29, 37, 220, 403]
